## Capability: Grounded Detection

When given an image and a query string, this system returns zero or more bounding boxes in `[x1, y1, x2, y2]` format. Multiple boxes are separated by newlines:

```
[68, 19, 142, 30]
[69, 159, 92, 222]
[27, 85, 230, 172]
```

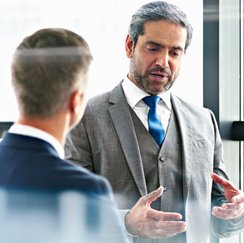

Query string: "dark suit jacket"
[0, 132, 109, 192]
[65, 82, 244, 243]
[0, 132, 129, 243]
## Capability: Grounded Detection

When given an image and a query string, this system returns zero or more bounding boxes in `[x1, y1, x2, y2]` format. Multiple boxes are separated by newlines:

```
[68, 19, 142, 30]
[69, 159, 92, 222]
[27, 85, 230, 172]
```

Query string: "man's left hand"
[211, 173, 244, 221]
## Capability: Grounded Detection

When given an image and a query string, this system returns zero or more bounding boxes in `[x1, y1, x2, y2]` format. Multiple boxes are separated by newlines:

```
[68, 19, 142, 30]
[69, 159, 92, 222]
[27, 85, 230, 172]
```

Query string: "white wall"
[0, 0, 203, 121]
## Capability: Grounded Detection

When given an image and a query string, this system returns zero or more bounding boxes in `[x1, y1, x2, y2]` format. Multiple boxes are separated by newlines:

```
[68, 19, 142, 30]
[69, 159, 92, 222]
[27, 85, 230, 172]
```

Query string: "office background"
[0, 0, 202, 121]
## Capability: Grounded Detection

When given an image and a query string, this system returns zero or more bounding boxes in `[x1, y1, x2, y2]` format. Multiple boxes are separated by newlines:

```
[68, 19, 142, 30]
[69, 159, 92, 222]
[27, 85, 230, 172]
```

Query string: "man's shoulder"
[85, 81, 125, 113]
[0, 134, 111, 194]
[35, 155, 112, 194]
[87, 91, 111, 107]
[171, 95, 218, 130]
[0, 133, 56, 155]
[62, 158, 112, 192]
[172, 94, 212, 116]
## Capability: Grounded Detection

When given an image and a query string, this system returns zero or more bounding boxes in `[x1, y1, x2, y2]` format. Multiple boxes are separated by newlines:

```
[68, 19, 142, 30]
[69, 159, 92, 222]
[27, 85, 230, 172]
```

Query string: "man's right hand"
[125, 186, 187, 239]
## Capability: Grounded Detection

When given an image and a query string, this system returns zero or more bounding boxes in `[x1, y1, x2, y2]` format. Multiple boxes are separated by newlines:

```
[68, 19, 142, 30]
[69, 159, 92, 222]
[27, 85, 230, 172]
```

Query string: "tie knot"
[143, 96, 161, 108]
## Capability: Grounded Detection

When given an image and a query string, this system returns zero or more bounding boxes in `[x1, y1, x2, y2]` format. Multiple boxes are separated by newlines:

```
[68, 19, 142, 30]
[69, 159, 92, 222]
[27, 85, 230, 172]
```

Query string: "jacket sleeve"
[210, 110, 244, 237]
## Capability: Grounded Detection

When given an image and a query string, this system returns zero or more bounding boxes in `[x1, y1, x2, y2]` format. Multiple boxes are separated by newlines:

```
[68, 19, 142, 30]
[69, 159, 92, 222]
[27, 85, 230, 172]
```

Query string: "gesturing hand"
[125, 186, 187, 239]
[211, 173, 244, 221]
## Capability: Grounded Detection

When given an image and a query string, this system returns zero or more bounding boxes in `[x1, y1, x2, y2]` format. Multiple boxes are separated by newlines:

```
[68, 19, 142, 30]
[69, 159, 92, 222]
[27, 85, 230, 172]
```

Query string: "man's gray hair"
[128, 1, 193, 50]
[11, 28, 93, 118]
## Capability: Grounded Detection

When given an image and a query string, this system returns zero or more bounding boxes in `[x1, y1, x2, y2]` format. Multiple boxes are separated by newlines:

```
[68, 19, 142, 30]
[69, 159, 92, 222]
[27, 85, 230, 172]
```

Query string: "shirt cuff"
[122, 211, 138, 238]
[228, 214, 244, 225]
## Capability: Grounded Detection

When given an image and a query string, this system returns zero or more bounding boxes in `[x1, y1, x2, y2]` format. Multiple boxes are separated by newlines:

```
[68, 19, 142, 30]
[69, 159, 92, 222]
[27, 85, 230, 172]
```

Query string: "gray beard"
[131, 57, 175, 95]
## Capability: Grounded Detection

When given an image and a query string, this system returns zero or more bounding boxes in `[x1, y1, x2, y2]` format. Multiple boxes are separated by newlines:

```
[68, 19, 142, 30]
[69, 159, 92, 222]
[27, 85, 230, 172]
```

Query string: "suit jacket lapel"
[108, 82, 147, 196]
[171, 95, 193, 203]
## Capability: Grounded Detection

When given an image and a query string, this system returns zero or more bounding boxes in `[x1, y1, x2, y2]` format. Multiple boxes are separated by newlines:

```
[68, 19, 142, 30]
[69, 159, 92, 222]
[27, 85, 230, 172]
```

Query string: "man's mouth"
[149, 72, 168, 81]
[152, 73, 166, 77]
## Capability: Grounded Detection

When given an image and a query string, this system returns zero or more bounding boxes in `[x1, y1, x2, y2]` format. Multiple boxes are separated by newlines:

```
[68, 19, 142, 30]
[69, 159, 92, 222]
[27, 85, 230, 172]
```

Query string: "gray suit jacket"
[65, 82, 244, 243]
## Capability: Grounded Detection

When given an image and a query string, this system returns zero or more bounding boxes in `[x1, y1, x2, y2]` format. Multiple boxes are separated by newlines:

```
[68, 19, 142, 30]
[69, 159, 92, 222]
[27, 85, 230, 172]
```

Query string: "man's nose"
[155, 52, 169, 68]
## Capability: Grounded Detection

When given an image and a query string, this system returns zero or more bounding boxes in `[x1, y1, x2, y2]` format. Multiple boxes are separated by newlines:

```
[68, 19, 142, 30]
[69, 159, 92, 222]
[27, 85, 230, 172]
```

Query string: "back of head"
[128, 1, 193, 50]
[11, 28, 93, 119]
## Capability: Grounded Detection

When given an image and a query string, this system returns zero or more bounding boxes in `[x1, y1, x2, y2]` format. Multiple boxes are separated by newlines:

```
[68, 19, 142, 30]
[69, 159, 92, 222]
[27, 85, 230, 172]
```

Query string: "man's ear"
[125, 35, 134, 59]
[70, 89, 83, 114]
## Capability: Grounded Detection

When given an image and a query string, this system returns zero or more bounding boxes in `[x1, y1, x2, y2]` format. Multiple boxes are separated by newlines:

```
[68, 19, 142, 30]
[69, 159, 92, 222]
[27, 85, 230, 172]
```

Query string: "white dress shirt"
[9, 124, 64, 159]
[122, 75, 172, 133]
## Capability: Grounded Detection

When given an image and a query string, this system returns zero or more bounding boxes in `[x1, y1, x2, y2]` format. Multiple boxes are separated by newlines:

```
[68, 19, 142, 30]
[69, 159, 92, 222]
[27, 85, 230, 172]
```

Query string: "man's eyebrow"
[172, 46, 184, 52]
[145, 41, 184, 52]
[145, 41, 163, 47]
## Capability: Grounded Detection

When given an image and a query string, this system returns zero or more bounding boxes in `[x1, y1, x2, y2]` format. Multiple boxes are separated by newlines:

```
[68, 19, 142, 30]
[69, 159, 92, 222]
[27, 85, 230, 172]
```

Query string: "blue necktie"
[143, 96, 165, 146]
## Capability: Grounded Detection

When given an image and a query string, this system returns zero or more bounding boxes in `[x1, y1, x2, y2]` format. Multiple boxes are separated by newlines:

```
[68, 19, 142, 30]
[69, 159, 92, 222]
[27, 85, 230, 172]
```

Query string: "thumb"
[143, 186, 164, 207]
[211, 173, 236, 189]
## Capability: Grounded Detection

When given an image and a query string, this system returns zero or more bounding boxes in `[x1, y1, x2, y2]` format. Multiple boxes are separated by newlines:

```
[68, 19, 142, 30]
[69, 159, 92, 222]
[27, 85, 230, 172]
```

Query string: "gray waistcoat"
[130, 108, 186, 243]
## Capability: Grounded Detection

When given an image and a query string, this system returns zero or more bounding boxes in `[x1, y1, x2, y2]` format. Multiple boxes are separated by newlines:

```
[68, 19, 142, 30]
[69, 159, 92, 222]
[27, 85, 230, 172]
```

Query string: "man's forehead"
[140, 20, 187, 49]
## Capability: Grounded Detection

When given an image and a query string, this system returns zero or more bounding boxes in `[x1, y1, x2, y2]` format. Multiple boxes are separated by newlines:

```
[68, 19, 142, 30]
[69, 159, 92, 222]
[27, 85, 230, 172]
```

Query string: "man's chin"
[146, 84, 171, 95]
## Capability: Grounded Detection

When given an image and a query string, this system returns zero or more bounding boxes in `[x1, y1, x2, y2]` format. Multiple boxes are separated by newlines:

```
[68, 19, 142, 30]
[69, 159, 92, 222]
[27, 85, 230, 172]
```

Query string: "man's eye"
[147, 47, 158, 52]
[171, 51, 181, 56]
[171, 51, 182, 56]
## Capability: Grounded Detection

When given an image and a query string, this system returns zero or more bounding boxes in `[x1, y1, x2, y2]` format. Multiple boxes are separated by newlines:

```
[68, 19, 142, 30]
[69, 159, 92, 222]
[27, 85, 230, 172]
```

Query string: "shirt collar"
[122, 75, 172, 110]
[9, 124, 64, 159]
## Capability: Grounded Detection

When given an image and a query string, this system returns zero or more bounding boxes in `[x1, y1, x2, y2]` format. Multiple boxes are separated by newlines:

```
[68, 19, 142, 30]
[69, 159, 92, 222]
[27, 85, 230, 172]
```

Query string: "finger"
[212, 206, 231, 219]
[232, 194, 244, 203]
[141, 186, 164, 206]
[221, 202, 244, 214]
[211, 173, 229, 187]
[212, 204, 244, 219]
[213, 204, 236, 212]
[222, 203, 239, 209]
[211, 173, 236, 189]
[159, 221, 187, 230]
[148, 210, 183, 221]
[145, 220, 187, 239]
[155, 221, 187, 236]
[140, 222, 187, 239]
[212, 210, 229, 219]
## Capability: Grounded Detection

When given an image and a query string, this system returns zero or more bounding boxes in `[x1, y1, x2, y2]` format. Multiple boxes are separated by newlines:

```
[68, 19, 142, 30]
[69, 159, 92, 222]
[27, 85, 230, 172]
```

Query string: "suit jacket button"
[160, 156, 165, 162]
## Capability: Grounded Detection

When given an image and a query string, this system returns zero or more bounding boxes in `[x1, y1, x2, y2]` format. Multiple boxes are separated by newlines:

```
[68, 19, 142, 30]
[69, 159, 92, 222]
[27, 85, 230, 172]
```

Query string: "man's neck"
[16, 113, 68, 146]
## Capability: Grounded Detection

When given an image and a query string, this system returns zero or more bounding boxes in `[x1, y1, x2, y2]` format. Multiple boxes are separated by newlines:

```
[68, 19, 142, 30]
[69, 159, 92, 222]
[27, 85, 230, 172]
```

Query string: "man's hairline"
[131, 20, 189, 51]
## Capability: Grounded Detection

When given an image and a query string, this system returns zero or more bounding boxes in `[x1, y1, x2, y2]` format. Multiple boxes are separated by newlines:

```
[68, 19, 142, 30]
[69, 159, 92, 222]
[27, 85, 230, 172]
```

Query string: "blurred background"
[0, 0, 203, 121]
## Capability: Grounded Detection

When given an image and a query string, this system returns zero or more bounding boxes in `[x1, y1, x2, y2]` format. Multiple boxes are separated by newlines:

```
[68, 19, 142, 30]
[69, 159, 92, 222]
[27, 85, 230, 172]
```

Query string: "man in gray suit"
[65, 1, 244, 242]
